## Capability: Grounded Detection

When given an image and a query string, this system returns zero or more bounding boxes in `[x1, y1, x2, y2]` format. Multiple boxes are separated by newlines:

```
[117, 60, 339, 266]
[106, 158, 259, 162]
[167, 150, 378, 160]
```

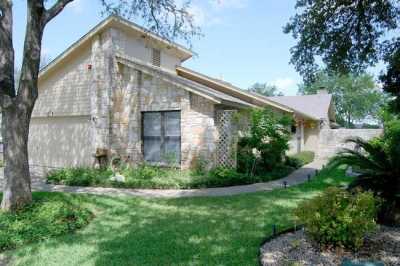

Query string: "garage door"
[29, 116, 93, 169]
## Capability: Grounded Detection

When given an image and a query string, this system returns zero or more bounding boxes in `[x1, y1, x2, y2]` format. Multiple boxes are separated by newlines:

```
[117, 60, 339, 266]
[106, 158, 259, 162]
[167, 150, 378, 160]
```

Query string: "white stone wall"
[317, 128, 383, 159]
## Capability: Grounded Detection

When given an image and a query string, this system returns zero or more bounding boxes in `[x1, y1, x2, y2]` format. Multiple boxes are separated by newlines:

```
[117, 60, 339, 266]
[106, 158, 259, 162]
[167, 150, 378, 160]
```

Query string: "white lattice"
[216, 110, 237, 168]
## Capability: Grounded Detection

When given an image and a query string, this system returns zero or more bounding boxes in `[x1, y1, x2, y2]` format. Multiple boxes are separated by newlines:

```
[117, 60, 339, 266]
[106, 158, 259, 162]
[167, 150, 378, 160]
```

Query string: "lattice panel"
[216, 110, 238, 168]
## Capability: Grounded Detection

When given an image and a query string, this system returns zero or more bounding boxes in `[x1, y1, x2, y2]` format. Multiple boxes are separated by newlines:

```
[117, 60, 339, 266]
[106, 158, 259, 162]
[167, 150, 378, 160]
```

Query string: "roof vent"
[152, 48, 161, 67]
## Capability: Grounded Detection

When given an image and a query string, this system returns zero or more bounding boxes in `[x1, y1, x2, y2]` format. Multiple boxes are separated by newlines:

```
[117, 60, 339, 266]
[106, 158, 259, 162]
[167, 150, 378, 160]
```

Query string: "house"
[28, 15, 338, 174]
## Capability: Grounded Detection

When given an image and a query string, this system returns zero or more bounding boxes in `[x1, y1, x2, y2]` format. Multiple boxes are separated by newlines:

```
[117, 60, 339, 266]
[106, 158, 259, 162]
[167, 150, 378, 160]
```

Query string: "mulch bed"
[260, 225, 400, 266]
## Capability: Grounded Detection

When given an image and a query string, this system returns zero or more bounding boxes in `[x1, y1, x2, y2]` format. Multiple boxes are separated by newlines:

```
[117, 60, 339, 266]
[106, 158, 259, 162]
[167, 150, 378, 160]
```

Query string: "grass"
[5, 167, 351, 266]
[290, 151, 315, 166]
[46, 164, 295, 189]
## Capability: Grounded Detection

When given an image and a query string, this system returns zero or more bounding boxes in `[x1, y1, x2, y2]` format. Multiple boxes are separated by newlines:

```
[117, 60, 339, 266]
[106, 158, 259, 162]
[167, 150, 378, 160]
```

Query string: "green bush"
[295, 187, 380, 250]
[204, 167, 257, 187]
[237, 108, 293, 174]
[328, 117, 400, 225]
[286, 151, 315, 168]
[0, 193, 92, 251]
[46, 162, 296, 189]
[47, 167, 112, 186]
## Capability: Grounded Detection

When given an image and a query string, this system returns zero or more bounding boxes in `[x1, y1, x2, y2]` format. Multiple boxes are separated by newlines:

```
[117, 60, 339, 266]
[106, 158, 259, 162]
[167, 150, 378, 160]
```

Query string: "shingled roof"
[267, 94, 334, 121]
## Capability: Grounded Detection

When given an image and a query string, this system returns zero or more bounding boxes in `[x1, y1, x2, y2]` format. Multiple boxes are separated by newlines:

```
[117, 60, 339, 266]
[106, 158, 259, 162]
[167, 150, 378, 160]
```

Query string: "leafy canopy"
[248, 83, 283, 97]
[285, 0, 400, 113]
[299, 71, 386, 127]
[284, 0, 400, 82]
[99, 0, 201, 45]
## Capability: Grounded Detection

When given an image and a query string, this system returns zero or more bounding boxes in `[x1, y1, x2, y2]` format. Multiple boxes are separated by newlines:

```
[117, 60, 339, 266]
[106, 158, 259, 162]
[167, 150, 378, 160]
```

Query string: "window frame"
[141, 110, 181, 166]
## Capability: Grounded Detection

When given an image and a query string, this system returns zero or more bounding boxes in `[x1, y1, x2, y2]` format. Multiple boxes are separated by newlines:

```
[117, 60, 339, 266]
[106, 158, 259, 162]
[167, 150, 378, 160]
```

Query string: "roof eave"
[176, 66, 294, 113]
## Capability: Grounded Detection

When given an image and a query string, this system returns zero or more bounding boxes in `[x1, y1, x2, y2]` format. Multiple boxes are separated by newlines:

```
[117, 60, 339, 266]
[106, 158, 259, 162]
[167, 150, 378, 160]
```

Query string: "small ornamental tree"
[238, 108, 293, 173]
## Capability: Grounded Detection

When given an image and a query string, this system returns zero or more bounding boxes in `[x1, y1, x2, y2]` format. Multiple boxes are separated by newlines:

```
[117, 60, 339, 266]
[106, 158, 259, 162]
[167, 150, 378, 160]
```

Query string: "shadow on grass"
[7, 167, 352, 266]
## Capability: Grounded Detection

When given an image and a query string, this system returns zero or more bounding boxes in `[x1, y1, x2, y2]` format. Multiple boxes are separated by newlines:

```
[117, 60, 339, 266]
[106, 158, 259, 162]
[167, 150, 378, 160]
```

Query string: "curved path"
[0, 160, 326, 198]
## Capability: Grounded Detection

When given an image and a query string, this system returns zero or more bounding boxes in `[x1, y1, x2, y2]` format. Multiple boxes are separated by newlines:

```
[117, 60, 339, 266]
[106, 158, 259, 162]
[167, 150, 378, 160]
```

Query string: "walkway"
[0, 159, 326, 198]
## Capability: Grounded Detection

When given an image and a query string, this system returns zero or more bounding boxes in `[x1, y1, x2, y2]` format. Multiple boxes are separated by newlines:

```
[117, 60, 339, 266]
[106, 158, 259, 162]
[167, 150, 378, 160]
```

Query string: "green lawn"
[6, 167, 351, 266]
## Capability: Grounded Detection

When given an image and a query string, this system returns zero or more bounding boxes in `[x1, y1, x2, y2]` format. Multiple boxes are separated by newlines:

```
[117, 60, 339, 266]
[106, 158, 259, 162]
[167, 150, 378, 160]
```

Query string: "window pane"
[165, 111, 180, 137]
[143, 139, 161, 162]
[164, 139, 180, 163]
[143, 112, 161, 137]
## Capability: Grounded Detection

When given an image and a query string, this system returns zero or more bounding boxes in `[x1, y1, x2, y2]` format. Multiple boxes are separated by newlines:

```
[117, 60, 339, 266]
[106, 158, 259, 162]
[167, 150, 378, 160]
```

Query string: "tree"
[14, 55, 51, 89]
[0, 0, 199, 211]
[380, 46, 400, 113]
[284, 0, 400, 112]
[299, 71, 385, 127]
[248, 83, 283, 96]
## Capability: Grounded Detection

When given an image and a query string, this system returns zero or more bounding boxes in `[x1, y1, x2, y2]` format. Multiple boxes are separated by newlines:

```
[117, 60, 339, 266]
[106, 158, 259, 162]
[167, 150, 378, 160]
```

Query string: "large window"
[142, 111, 181, 164]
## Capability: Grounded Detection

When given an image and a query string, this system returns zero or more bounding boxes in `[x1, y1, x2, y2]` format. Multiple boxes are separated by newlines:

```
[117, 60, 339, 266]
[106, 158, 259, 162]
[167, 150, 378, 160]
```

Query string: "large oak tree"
[284, 0, 400, 113]
[0, 0, 199, 211]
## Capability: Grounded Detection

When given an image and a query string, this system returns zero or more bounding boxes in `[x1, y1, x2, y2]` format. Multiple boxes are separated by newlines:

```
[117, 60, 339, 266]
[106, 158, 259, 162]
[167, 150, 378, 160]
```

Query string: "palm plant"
[328, 121, 400, 225]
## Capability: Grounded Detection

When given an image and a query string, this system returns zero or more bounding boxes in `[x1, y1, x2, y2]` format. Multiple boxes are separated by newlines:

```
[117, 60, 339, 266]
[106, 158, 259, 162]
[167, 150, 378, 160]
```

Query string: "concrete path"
[0, 159, 326, 198]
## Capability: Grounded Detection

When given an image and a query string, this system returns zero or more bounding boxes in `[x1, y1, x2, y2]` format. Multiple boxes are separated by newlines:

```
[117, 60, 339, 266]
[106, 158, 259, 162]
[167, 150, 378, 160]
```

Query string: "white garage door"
[29, 116, 93, 169]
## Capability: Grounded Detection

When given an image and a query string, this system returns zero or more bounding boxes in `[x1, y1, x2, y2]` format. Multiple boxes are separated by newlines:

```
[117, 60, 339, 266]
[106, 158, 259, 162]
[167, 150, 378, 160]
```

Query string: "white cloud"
[210, 0, 248, 10]
[68, 0, 84, 14]
[268, 77, 299, 96]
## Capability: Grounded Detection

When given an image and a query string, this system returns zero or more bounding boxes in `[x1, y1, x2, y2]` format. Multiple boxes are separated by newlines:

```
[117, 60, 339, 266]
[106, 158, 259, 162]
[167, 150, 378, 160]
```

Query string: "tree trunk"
[0, 0, 73, 211]
[0, 104, 33, 210]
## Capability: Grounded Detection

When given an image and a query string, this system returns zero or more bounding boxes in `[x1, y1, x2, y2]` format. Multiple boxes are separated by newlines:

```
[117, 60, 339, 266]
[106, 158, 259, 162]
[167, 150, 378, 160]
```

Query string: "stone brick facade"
[317, 128, 383, 159]
[30, 24, 240, 171]
[110, 62, 219, 169]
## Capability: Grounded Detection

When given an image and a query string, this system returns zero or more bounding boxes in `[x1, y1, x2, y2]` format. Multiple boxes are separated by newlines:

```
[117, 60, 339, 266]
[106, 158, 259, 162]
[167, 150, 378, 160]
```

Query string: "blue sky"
[13, 1, 317, 95]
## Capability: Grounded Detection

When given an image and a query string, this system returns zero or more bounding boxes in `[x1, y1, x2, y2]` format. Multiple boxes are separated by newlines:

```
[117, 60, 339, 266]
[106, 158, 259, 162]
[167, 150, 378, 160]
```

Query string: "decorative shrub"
[295, 187, 380, 250]
[0, 193, 92, 251]
[328, 117, 400, 225]
[237, 108, 293, 174]
[47, 167, 112, 186]
[47, 162, 296, 189]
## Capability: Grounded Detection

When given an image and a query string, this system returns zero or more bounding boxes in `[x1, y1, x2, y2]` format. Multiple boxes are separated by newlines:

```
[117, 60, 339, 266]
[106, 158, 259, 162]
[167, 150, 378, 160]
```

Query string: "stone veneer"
[110, 62, 218, 168]
[30, 25, 235, 172]
[317, 128, 383, 159]
[89, 27, 220, 168]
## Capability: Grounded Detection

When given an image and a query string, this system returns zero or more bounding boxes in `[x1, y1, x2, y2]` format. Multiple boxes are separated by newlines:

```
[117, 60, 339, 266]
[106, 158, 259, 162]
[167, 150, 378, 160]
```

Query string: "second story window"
[152, 48, 161, 67]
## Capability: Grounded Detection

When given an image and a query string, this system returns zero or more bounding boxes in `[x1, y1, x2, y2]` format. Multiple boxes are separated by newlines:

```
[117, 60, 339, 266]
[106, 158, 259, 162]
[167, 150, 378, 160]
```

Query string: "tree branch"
[0, 0, 15, 99]
[44, 0, 74, 24]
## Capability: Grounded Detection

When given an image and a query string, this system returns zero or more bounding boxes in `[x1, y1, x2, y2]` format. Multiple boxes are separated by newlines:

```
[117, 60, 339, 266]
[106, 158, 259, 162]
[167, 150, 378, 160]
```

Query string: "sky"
[12, 0, 317, 95]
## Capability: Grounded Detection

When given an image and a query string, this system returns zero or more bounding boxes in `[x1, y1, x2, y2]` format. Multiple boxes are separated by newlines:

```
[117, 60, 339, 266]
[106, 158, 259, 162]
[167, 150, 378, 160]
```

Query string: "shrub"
[46, 163, 295, 189]
[47, 167, 112, 186]
[237, 108, 293, 174]
[328, 117, 400, 225]
[0, 193, 92, 251]
[295, 187, 380, 250]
